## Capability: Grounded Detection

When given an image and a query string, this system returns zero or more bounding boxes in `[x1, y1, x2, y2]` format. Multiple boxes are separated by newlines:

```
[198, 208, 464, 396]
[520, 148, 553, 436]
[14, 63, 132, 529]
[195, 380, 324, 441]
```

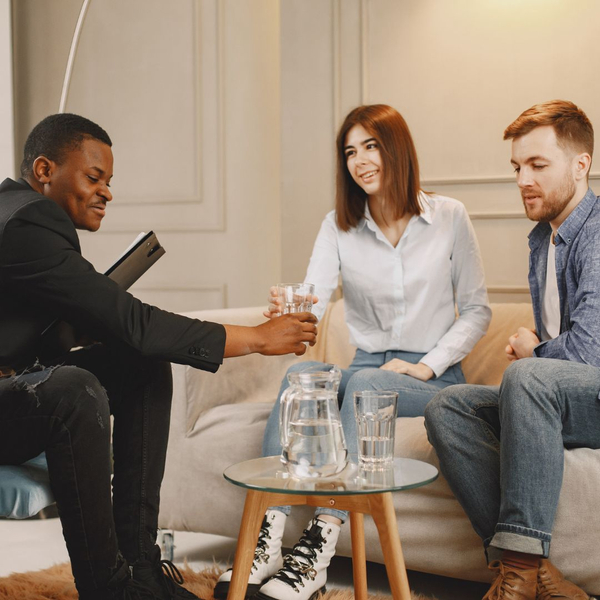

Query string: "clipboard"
[104, 230, 165, 289]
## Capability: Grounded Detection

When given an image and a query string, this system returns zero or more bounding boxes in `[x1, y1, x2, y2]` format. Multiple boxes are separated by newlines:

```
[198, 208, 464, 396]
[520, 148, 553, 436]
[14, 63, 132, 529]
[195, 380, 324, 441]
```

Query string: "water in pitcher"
[282, 418, 348, 478]
[357, 411, 395, 466]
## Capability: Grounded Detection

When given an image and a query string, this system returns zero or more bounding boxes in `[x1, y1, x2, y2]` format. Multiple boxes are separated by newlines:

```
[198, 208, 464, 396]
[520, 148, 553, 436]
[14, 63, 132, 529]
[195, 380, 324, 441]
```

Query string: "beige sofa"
[159, 300, 600, 595]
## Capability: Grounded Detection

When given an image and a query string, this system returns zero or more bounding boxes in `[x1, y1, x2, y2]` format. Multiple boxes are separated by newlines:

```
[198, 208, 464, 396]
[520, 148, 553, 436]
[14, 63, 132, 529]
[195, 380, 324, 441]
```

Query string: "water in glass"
[357, 410, 395, 466]
[354, 391, 398, 468]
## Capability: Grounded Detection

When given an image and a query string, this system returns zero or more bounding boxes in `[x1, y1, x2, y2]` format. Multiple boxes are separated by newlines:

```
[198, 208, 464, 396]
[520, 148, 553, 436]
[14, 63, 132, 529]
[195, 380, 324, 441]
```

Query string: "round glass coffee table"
[223, 455, 438, 600]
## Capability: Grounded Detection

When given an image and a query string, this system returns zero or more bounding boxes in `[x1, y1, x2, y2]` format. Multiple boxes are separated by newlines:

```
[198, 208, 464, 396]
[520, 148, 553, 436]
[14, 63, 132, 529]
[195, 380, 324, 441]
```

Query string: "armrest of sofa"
[462, 303, 534, 386]
[307, 299, 355, 367]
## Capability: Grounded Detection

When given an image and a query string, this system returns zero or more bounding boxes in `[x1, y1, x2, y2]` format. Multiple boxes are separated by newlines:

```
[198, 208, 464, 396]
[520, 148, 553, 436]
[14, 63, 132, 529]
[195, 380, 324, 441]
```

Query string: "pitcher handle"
[279, 387, 293, 449]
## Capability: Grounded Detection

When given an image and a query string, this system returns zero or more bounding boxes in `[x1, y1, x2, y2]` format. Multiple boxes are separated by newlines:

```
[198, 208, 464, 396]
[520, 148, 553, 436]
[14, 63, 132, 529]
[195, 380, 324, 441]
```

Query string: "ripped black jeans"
[0, 343, 173, 597]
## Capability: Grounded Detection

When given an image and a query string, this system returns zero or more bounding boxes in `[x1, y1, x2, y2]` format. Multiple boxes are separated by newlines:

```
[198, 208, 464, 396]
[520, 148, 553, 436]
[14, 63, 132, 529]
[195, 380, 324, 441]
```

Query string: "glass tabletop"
[223, 455, 438, 496]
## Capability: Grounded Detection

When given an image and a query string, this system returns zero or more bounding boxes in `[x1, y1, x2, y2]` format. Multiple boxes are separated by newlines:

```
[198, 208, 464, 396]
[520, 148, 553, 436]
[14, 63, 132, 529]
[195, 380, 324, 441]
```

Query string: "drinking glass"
[276, 283, 315, 314]
[353, 391, 398, 468]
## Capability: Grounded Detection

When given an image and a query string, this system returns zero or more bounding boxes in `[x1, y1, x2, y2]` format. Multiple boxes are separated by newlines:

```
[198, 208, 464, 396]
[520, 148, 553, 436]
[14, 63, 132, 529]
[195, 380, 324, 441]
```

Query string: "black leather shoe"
[88, 559, 162, 600]
[132, 545, 202, 600]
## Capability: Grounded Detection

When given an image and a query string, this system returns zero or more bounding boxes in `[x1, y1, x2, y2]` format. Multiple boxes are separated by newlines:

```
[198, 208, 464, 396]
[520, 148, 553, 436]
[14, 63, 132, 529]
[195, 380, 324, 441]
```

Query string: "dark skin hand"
[223, 312, 318, 357]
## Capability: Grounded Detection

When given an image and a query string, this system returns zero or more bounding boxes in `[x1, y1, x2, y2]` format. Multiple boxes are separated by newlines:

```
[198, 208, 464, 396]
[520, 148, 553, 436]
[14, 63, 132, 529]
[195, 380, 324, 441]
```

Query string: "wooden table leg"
[226, 487, 412, 599]
[368, 492, 411, 600]
[227, 490, 270, 600]
[349, 512, 368, 600]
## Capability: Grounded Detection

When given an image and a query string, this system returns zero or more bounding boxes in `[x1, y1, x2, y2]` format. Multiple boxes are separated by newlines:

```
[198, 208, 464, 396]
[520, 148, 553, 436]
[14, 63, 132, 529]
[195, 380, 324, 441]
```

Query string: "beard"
[522, 172, 577, 223]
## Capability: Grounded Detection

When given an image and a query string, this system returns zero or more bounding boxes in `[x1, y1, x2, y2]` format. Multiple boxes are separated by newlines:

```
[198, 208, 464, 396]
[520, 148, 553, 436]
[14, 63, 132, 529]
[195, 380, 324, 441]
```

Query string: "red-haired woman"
[215, 105, 491, 600]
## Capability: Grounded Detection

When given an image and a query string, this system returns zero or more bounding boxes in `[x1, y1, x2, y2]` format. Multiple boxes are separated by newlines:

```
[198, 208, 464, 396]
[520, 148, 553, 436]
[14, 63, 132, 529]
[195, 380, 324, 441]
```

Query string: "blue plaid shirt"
[529, 188, 600, 366]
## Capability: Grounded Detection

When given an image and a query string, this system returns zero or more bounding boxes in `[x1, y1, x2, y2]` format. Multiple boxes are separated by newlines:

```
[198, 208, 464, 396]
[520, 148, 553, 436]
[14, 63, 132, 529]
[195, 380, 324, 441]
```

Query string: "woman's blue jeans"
[262, 349, 465, 521]
[424, 357, 600, 560]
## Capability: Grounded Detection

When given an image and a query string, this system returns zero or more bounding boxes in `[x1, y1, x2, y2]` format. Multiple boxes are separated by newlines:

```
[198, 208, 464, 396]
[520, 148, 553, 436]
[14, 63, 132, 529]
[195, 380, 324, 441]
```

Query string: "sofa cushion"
[180, 307, 302, 430]
[462, 303, 534, 385]
[0, 453, 54, 519]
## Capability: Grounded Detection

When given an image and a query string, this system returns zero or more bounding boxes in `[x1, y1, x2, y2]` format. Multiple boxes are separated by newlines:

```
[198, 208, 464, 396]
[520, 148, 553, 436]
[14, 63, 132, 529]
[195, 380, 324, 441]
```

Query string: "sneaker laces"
[271, 523, 325, 591]
[537, 576, 560, 599]
[157, 558, 186, 592]
[536, 564, 589, 600]
[222, 515, 273, 577]
[486, 561, 530, 600]
[251, 516, 273, 572]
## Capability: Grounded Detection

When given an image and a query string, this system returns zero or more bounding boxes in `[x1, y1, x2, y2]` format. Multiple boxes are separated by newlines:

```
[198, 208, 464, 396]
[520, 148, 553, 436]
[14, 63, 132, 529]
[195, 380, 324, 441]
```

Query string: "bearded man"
[424, 100, 600, 600]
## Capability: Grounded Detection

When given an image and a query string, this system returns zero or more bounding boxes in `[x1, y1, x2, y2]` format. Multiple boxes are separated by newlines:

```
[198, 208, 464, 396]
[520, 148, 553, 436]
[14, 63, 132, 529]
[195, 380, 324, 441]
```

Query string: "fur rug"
[0, 562, 434, 599]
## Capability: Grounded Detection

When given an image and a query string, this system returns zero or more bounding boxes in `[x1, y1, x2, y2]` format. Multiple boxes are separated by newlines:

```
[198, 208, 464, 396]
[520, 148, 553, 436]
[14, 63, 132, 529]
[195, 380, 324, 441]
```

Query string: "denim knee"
[424, 385, 464, 421]
[500, 359, 538, 391]
[501, 357, 564, 391]
[423, 390, 446, 443]
[53, 366, 111, 428]
[345, 368, 385, 391]
[423, 393, 442, 429]
[499, 358, 560, 414]
[423, 385, 473, 442]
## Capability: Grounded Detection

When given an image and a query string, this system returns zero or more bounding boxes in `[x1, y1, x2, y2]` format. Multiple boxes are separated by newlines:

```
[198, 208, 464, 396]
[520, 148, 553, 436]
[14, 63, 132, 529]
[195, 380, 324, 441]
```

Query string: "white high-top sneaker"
[255, 518, 341, 600]
[214, 510, 287, 599]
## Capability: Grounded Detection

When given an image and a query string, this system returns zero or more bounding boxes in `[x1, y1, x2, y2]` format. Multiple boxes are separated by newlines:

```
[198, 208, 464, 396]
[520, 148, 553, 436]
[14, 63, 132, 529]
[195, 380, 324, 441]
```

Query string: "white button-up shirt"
[305, 193, 491, 376]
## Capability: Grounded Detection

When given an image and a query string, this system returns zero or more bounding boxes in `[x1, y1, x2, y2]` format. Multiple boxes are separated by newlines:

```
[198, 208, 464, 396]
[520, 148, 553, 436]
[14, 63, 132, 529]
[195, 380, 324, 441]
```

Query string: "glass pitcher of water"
[279, 364, 348, 478]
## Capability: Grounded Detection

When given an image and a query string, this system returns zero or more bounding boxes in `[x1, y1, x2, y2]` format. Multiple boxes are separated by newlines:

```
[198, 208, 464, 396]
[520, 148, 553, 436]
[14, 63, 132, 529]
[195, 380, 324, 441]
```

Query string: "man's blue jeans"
[424, 358, 600, 559]
[262, 349, 465, 521]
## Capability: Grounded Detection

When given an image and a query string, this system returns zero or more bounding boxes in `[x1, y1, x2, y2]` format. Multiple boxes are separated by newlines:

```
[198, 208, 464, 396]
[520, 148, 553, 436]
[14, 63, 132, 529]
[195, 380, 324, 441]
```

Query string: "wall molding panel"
[333, 0, 364, 130]
[68, 0, 225, 234]
[130, 284, 227, 312]
[422, 173, 600, 187]
[0, 0, 14, 179]
[487, 286, 529, 295]
[359, 0, 368, 105]
[332, 0, 341, 130]
[469, 212, 525, 221]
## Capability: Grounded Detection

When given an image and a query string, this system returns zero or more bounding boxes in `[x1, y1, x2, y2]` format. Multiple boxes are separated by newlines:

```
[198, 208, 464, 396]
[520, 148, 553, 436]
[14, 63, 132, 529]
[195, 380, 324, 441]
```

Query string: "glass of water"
[353, 391, 398, 469]
[276, 283, 315, 314]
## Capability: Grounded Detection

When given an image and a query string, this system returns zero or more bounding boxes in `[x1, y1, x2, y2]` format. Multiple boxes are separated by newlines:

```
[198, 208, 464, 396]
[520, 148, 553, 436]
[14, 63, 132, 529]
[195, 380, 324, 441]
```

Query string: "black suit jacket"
[0, 178, 226, 371]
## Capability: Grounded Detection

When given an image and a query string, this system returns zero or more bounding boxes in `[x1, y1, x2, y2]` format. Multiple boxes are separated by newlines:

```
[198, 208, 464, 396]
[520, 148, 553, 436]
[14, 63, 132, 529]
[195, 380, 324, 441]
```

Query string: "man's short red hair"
[504, 100, 594, 157]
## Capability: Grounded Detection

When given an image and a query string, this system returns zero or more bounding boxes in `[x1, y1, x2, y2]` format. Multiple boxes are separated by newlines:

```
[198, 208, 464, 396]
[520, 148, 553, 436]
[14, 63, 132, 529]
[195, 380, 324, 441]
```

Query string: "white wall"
[12, 0, 281, 312]
[280, 0, 600, 303]
[11, 0, 600, 310]
[366, 0, 600, 303]
[0, 0, 14, 178]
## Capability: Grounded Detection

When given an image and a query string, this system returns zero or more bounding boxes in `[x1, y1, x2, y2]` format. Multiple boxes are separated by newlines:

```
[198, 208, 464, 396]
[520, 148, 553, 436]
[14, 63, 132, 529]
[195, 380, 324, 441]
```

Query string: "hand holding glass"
[276, 283, 315, 315]
[353, 391, 398, 468]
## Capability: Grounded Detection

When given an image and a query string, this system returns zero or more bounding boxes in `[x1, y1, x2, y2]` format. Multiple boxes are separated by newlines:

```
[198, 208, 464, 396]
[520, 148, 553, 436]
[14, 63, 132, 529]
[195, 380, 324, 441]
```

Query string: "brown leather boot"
[482, 560, 538, 600]
[537, 559, 590, 599]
